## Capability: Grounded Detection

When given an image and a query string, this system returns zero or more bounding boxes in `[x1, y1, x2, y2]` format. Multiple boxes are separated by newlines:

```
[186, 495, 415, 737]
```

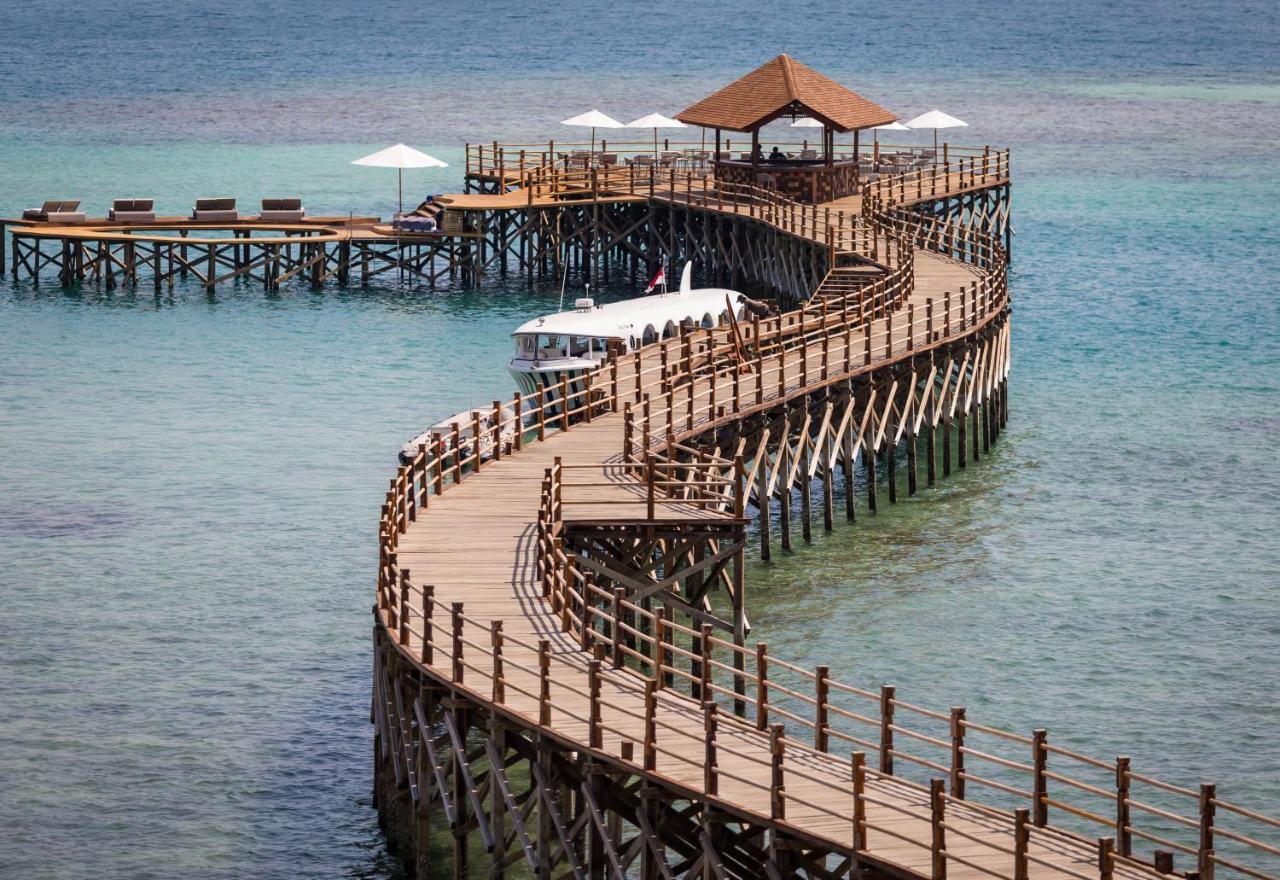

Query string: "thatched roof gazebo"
[677, 55, 896, 202]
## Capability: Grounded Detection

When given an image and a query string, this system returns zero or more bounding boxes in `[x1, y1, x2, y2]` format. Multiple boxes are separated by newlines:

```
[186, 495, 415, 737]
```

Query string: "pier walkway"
[373, 150, 1278, 880]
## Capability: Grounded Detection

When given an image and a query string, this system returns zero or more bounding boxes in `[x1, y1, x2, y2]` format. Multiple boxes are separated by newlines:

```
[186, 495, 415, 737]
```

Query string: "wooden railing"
[375, 155, 1278, 880]
[466, 139, 1007, 181]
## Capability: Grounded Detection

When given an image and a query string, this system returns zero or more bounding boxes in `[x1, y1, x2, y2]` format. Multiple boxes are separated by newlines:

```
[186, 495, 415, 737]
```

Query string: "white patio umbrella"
[625, 113, 687, 163]
[561, 109, 625, 155]
[903, 109, 968, 153]
[872, 120, 910, 147]
[351, 143, 448, 213]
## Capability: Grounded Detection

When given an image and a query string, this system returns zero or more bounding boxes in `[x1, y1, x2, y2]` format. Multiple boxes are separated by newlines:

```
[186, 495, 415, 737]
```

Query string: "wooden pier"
[368, 144, 1279, 880]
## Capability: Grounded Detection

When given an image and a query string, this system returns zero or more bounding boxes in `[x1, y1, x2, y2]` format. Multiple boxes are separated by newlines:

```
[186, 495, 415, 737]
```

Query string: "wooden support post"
[397, 568, 411, 646]
[451, 603, 464, 683]
[821, 443, 834, 531]
[491, 620, 505, 703]
[588, 660, 602, 749]
[421, 585, 434, 665]
[538, 639, 551, 726]
[886, 437, 898, 504]
[1014, 809, 1030, 880]
[879, 685, 895, 773]
[658, 607, 673, 689]
[815, 666, 829, 751]
[1199, 783, 1216, 880]
[927, 421, 938, 487]
[611, 587, 625, 669]
[930, 779, 947, 880]
[643, 680, 657, 771]
[758, 450, 771, 561]
[1116, 757, 1132, 856]
[949, 707, 966, 797]
[697, 623, 713, 702]
[852, 751, 867, 851]
[1099, 838, 1115, 880]
[779, 442, 792, 551]
[769, 724, 785, 820]
[754, 643, 769, 730]
[799, 438, 812, 544]
[704, 702, 718, 796]
[1032, 729, 1048, 826]
[865, 438, 878, 514]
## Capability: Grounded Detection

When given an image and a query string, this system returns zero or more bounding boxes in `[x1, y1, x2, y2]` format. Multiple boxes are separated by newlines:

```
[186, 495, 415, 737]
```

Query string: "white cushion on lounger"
[258, 209, 305, 221]
[193, 210, 239, 222]
[46, 211, 86, 223]
[110, 210, 156, 222]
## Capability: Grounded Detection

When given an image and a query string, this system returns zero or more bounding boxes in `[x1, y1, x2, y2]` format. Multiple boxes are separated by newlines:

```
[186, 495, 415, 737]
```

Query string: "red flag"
[645, 267, 666, 293]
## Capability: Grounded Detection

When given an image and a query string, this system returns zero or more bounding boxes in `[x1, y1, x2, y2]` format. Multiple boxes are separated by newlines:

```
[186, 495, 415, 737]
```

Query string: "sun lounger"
[192, 198, 238, 222]
[258, 198, 305, 222]
[22, 200, 86, 223]
[109, 199, 156, 223]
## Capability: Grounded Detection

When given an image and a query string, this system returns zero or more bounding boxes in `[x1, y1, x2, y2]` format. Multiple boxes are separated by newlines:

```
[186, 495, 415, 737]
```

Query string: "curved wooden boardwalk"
[372, 153, 1278, 880]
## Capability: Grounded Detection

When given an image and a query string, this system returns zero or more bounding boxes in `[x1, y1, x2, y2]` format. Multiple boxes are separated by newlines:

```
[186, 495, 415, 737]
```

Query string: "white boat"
[507, 262, 745, 398]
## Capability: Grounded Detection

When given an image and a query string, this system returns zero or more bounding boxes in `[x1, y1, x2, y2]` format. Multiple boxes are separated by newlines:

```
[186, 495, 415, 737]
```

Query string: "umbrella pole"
[398, 168, 403, 214]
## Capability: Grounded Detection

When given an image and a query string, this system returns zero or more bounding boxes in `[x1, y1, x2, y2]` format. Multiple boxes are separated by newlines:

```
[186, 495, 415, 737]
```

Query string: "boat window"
[538, 334, 565, 356]
[701, 312, 715, 328]
[569, 336, 591, 356]
[515, 334, 538, 358]
[642, 325, 656, 345]
[661, 321, 676, 340]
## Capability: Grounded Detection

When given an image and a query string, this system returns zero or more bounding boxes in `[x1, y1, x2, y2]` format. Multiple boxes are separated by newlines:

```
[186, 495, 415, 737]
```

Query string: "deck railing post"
[398, 569, 411, 646]
[472, 411, 483, 471]
[1199, 783, 1217, 880]
[698, 623, 713, 701]
[770, 724, 785, 819]
[491, 400, 503, 460]
[611, 587, 625, 669]
[560, 374, 571, 430]
[451, 602, 464, 682]
[432, 433, 445, 495]
[879, 684, 896, 774]
[643, 680, 657, 770]
[930, 778, 947, 880]
[950, 707, 966, 797]
[452, 422, 463, 483]
[1032, 729, 1049, 826]
[1115, 757, 1132, 855]
[624, 402, 633, 460]
[1099, 837, 1115, 880]
[658, 607, 673, 689]
[1014, 808, 1030, 880]
[852, 751, 867, 850]
[491, 620, 504, 703]
[421, 584, 434, 665]
[815, 665, 829, 751]
[704, 702, 718, 796]
[755, 642, 769, 730]
[538, 639, 551, 725]
[588, 659, 602, 749]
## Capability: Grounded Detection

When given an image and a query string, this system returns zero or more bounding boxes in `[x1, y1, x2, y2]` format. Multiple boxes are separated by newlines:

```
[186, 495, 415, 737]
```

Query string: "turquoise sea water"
[1, 1, 1278, 877]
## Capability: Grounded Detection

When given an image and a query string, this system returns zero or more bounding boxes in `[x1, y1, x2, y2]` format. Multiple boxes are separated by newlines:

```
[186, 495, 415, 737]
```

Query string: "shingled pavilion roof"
[676, 55, 896, 134]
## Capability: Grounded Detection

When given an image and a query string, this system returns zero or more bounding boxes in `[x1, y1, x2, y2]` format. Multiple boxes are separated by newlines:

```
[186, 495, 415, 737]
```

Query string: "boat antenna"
[558, 242, 570, 312]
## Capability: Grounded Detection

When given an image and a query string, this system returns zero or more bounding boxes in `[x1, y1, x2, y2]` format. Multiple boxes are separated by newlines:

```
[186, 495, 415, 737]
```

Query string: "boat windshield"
[513, 333, 605, 359]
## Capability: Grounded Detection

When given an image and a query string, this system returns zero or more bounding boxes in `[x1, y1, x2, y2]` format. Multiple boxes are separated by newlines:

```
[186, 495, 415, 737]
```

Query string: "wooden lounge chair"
[192, 198, 238, 222]
[258, 198, 305, 222]
[22, 200, 86, 223]
[109, 199, 155, 223]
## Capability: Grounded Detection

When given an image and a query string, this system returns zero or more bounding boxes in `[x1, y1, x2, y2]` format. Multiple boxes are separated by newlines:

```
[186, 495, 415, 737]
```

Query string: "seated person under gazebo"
[675, 54, 897, 203]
